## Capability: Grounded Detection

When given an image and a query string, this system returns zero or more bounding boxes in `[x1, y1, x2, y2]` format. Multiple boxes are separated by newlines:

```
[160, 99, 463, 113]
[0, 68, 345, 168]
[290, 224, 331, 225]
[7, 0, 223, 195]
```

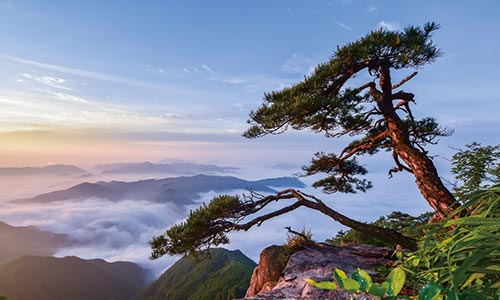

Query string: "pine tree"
[244, 21, 459, 219]
[151, 22, 462, 258]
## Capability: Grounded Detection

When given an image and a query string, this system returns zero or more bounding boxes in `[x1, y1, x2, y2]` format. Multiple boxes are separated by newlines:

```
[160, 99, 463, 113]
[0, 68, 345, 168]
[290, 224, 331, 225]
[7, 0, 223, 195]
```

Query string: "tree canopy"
[151, 22, 464, 258]
[244, 21, 459, 219]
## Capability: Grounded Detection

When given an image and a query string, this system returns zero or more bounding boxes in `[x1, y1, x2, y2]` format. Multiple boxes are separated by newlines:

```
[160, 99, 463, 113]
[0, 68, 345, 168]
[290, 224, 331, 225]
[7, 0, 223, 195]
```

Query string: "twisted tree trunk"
[377, 66, 460, 219]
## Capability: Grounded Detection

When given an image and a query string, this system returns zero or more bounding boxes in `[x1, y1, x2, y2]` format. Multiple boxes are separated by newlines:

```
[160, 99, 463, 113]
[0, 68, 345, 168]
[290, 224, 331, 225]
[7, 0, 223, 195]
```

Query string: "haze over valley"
[0, 1, 498, 299]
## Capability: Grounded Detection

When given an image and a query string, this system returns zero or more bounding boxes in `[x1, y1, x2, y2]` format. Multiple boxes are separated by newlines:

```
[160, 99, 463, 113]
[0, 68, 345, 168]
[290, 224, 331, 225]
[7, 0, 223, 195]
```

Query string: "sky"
[0, 0, 499, 276]
[0, 0, 498, 168]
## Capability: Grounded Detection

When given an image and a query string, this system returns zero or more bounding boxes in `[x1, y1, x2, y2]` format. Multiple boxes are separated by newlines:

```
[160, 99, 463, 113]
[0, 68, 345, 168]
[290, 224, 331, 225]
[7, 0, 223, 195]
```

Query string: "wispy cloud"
[281, 54, 316, 75]
[222, 78, 247, 84]
[378, 21, 401, 31]
[21, 73, 73, 91]
[0, 54, 175, 91]
[201, 64, 214, 74]
[333, 19, 352, 31]
[368, 5, 377, 13]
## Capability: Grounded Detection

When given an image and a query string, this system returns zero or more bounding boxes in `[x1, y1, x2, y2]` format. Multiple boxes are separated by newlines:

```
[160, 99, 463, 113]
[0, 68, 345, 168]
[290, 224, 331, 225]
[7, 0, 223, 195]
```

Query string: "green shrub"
[326, 211, 432, 248]
[402, 185, 500, 299]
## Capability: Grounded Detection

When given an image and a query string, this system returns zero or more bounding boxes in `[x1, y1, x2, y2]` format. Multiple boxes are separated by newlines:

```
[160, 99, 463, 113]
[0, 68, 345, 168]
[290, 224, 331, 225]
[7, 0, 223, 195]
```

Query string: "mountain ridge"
[0, 255, 147, 300]
[13, 174, 306, 205]
[0, 221, 71, 265]
[134, 248, 256, 300]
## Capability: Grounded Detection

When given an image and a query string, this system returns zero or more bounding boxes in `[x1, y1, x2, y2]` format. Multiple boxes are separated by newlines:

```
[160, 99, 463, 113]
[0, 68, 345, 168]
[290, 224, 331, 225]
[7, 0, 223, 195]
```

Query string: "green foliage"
[327, 211, 432, 247]
[243, 22, 448, 195]
[305, 279, 338, 290]
[451, 142, 500, 198]
[0, 296, 6, 300]
[150, 195, 241, 258]
[136, 248, 256, 300]
[334, 268, 361, 292]
[352, 268, 373, 292]
[306, 267, 407, 298]
[402, 184, 500, 299]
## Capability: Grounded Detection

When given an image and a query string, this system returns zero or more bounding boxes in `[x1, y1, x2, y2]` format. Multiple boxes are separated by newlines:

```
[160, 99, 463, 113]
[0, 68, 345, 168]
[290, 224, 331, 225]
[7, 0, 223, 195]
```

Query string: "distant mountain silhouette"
[13, 174, 305, 205]
[0, 222, 71, 265]
[134, 248, 256, 300]
[0, 256, 147, 300]
[0, 164, 89, 176]
[94, 161, 238, 175]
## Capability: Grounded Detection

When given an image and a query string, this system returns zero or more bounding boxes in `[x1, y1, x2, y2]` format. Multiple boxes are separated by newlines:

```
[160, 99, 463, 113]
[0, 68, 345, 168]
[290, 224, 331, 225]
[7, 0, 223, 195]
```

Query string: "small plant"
[285, 226, 314, 250]
[401, 185, 500, 299]
[306, 267, 407, 299]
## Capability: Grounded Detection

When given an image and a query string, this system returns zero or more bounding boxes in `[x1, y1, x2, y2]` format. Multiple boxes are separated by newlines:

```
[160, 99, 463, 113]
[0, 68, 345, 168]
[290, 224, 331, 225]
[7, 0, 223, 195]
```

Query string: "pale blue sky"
[0, 0, 499, 269]
[0, 0, 498, 167]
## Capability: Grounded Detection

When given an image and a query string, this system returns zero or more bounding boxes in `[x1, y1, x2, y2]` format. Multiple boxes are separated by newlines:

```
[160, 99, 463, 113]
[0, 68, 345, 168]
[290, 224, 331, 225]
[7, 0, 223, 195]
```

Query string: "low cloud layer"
[0, 164, 433, 280]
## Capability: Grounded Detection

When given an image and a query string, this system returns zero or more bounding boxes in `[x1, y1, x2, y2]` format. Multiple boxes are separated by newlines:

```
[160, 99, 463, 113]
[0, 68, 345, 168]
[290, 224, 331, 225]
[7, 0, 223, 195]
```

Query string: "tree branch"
[391, 91, 415, 102]
[392, 72, 418, 90]
[238, 189, 416, 250]
[339, 130, 390, 161]
[234, 200, 304, 231]
[389, 151, 413, 177]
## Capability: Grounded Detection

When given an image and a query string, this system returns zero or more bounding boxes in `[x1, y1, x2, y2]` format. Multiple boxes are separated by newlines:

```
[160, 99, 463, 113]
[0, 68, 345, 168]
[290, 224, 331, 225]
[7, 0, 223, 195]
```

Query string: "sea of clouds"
[0, 163, 433, 280]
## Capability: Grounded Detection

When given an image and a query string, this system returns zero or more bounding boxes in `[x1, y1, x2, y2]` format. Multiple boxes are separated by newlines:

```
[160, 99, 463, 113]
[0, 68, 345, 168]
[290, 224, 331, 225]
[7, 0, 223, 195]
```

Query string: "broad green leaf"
[386, 267, 406, 296]
[352, 268, 372, 292]
[333, 268, 348, 283]
[368, 282, 389, 297]
[305, 278, 337, 290]
[418, 283, 443, 300]
[333, 268, 360, 292]
[342, 278, 361, 292]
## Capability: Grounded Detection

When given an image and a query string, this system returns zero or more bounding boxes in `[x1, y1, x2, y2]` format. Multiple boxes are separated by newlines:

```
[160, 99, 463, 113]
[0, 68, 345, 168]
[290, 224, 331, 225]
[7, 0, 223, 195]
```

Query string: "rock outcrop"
[245, 245, 288, 297]
[242, 243, 394, 300]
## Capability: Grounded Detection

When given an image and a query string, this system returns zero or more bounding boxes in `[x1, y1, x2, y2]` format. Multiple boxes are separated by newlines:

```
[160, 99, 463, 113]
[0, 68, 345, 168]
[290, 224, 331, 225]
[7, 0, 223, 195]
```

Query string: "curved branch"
[234, 200, 304, 230]
[244, 190, 417, 250]
[292, 190, 417, 250]
[392, 72, 418, 90]
[389, 150, 413, 177]
[338, 131, 390, 162]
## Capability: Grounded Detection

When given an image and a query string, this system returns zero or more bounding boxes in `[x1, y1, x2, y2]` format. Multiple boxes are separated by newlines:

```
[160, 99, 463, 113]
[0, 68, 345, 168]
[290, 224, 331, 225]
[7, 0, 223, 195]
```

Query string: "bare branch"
[389, 151, 413, 177]
[391, 91, 415, 102]
[356, 81, 376, 92]
[392, 71, 418, 90]
[234, 200, 304, 231]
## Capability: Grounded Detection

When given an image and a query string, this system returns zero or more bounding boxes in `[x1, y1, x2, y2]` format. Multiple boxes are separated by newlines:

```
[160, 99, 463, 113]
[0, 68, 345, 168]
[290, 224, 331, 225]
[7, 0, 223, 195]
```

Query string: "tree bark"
[378, 66, 461, 219]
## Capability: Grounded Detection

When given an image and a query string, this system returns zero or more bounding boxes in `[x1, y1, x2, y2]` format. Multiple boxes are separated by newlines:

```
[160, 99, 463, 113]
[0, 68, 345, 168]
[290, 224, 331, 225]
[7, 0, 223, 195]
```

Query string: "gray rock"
[241, 243, 393, 300]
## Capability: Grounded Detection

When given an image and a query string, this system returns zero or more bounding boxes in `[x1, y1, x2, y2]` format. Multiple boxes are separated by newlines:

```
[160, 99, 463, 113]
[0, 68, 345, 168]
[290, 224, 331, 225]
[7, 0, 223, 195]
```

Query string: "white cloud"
[201, 64, 214, 74]
[0, 198, 188, 277]
[35, 76, 73, 90]
[368, 5, 377, 13]
[0, 54, 179, 91]
[19, 73, 73, 90]
[281, 54, 316, 75]
[222, 78, 247, 84]
[378, 21, 401, 32]
[333, 19, 352, 31]
[50, 91, 88, 103]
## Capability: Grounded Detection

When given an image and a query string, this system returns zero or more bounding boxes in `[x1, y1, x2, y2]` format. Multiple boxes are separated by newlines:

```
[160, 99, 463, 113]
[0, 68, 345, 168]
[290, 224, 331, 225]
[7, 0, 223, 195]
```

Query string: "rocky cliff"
[242, 243, 394, 300]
